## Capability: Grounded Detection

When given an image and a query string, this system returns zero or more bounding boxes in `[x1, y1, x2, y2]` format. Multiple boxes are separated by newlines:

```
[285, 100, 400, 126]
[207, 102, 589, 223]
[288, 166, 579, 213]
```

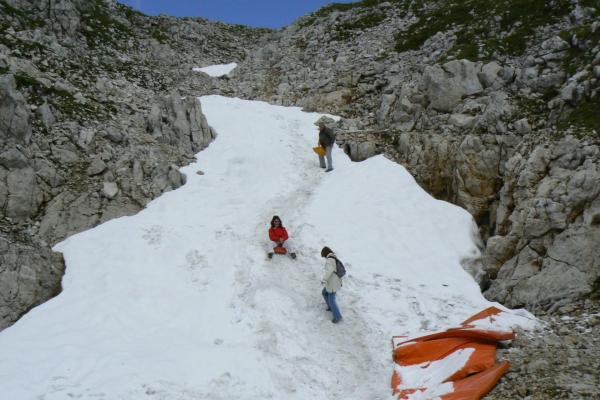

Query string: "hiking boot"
[320, 166, 326, 169]
[268, 252, 273, 259]
[291, 252, 296, 259]
[332, 317, 342, 323]
[326, 168, 333, 172]
[326, 307, 332, 312]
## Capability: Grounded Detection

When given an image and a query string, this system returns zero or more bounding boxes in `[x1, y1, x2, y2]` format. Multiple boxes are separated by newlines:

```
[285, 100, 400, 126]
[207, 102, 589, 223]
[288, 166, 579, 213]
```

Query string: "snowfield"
[0, 94, 537, 400]
[192, 62, 237, 77]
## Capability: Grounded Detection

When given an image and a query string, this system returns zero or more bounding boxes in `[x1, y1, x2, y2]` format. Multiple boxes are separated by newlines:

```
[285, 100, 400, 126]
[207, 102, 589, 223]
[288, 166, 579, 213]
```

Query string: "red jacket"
[269, 226, 289, 242]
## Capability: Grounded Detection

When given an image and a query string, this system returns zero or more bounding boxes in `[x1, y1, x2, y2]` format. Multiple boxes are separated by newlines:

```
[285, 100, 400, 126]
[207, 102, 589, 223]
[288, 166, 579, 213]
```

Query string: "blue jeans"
[322, 287, 342, 319]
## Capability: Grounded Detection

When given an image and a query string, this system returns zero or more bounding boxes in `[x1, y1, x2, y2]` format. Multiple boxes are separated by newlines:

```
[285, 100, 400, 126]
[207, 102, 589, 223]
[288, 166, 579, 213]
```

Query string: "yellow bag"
[313, 146, 326, 156]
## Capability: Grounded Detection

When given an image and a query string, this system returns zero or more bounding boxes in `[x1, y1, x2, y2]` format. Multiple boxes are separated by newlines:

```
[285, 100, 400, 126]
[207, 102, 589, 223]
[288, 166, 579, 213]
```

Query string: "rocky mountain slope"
[0, 0, 599, 397]
[220, 0, 600, 314]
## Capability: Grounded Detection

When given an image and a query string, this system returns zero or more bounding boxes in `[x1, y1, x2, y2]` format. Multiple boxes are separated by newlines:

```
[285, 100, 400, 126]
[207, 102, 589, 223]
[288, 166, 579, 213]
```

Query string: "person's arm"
[281, 227, 289, 241]
[328, 129, 336, 145]
[269, 228, 277, 241]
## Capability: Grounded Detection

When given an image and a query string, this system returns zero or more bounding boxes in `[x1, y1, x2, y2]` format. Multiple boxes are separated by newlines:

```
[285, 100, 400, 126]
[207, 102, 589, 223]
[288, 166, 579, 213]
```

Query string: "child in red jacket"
[267, 215, 296, 259]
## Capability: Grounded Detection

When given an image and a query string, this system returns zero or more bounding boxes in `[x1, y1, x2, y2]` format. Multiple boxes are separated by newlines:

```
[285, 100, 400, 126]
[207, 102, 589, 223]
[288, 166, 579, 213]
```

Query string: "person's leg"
[282, 240, 293, 252]
[328, 292, 342, 320]
[325, 146, 333, 170]
[282, 240, 296, 257]
[318, 154, 326, 168]
[322, 287, 331, 309]
[266, 241, 277, 256]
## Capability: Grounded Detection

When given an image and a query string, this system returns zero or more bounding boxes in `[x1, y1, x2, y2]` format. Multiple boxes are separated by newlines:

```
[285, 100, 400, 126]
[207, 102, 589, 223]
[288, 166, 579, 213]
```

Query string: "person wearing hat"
[317, 122, 335, 172]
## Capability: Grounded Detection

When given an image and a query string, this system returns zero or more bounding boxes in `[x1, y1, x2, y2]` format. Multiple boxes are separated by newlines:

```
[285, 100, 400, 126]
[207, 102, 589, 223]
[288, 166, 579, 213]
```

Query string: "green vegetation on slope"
[78, 0, 133, 50]
[395, 0, 578, 58]
[305, 0, 597, 62]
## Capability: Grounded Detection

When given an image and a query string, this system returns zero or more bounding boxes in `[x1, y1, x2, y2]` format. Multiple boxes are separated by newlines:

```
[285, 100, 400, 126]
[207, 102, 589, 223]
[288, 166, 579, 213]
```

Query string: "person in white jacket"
[320, 246, 343, 323]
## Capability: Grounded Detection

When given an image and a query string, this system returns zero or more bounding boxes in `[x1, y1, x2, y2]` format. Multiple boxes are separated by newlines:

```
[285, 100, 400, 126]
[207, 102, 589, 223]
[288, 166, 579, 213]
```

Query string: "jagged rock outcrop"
[0, 236, 65, 331]
[0, 74, 31, 144]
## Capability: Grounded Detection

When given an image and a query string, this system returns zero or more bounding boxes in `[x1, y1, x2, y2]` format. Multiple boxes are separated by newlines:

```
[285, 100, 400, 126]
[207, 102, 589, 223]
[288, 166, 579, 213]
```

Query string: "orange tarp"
[391, 307, 514, 400]
[441, 362, 510, 400]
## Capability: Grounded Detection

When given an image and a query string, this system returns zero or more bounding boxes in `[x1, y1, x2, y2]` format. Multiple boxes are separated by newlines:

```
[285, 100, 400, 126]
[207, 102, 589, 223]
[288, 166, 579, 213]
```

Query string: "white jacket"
[321, 253, 342, 293]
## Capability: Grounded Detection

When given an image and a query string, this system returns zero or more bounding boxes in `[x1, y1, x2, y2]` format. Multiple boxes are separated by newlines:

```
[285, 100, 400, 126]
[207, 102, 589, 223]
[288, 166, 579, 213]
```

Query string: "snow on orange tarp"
[393, 362, 510, 400]
[440, 362, 510, 400]
[391, 307, 515, 399]
[393, 337, 497, 381]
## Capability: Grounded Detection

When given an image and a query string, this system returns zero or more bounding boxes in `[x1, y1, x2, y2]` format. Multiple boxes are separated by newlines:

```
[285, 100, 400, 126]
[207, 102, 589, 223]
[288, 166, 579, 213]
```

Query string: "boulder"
[102, 182, 119, 199]
[35, 102, 56, 129]
[0, 147, 29, 169]
[0, 237, 65, 331]
[5, 167, 43, 221]
[514, 118, 532, 134]
[86, 158, 107, 176]
[422, 59, 483, 112]
[0, 75, 31, 144]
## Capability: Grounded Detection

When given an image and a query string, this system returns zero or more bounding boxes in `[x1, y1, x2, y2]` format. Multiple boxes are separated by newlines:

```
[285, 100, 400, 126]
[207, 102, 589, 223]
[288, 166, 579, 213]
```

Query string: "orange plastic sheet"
[391, 307, 515, 400]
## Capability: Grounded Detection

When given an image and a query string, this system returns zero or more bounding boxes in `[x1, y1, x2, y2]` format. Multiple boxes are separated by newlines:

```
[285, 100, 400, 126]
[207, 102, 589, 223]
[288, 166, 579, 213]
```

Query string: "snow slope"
[193, 62, 237, 77]
[0, 95, 536, 400]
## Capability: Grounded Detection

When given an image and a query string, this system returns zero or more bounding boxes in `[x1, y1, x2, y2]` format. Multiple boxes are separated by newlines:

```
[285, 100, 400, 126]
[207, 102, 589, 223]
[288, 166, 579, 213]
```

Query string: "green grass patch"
[332, 10, 386, 41]
[541, 87, 560, 103]
[0, 0, 46, 29]
[558, 94, 600, 131]
[78, 0, 132, 50]
[12, 71, 105, 121]
[151, 30, 169, 43]
[559, 25, 600, 77]
[305, 0, 401, 38]
[115, 2, 145, 20]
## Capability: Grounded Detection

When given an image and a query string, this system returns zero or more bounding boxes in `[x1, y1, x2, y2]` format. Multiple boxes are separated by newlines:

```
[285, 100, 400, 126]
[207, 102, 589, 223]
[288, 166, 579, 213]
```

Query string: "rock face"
[0, 75, 31, 144]
[0, 237, 65, 331]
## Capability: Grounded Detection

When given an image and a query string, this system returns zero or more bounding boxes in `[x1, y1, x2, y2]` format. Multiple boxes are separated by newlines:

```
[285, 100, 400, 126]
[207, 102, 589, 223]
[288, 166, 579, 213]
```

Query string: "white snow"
[0, 94, 536, 400]
[192, 62, 237, 77]
[395, 348, 474, 391]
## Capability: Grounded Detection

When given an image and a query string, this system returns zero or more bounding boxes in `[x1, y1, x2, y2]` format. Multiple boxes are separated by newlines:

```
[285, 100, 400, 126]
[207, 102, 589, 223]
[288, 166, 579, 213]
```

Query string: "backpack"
[332, 257, 346, 278]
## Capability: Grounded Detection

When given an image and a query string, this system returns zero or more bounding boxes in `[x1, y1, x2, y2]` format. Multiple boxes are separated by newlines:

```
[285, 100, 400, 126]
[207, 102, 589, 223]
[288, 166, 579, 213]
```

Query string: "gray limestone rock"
[0, 146, 29, 169]
[147, 94, 214, 153]
[514, 118, 532, 135]
[86, 158, 107, 176]
[104, 126, 124, 143]
[422, 60, 483, 112]
[35, 102, 56, 129]
[33, 158, 65, 188]
[0, 75, 31, 144]
[5, 167, 43, 221]
[449, 114, 479, 129]
[102, 182, 119, 199]
[38, 192, 102, 242]
[478, 61, 503, 89]
[50, 144, 79, 165]
[0, 237, 65, 331]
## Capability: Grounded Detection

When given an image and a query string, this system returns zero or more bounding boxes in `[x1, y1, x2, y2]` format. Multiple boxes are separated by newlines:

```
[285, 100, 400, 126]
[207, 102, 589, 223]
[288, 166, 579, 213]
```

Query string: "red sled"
[270, 246, 296, 259]
[274, 246, 287, 254]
